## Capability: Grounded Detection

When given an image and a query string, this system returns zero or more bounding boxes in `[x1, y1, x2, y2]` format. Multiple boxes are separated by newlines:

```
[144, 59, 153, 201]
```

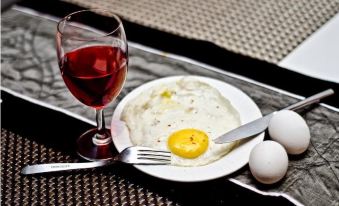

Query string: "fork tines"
[136, 147, 171, 164]
[138, 149, 171, 153]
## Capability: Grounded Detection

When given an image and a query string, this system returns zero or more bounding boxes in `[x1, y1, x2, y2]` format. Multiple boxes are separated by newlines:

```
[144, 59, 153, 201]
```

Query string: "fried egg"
[121, 77, 241, 166]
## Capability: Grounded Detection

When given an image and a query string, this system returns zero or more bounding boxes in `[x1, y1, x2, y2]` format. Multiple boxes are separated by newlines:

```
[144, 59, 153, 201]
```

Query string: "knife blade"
[213, 89, 334, 144]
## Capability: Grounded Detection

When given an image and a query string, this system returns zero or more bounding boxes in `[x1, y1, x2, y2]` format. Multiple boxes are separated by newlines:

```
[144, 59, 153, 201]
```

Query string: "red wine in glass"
[61, 45, 127, 109]
[56, 9, 128, 161]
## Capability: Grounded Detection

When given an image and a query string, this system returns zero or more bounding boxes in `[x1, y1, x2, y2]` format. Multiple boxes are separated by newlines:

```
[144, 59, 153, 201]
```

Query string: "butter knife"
[213, 89, 334, 144]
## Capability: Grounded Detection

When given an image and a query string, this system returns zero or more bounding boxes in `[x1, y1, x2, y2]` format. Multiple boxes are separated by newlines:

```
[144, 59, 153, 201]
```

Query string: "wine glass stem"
[92, 109, 111, 145]
[96, 108, 105, 132]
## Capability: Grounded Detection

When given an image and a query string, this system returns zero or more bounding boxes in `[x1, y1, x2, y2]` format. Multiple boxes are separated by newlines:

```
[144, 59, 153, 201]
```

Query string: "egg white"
[121, 77, 241, 166]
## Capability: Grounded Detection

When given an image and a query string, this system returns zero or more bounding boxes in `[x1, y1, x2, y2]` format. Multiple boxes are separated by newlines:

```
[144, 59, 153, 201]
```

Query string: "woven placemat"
[61, 0, 339, 63]
[0, 127, 177, 205]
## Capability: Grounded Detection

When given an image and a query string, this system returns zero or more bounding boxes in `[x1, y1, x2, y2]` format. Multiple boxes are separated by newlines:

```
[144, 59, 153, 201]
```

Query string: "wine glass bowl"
[56, 9, 128, 161]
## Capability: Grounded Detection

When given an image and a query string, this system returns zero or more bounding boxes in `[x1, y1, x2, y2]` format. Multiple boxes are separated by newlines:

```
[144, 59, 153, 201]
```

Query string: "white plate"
[111, 75, 264, 182]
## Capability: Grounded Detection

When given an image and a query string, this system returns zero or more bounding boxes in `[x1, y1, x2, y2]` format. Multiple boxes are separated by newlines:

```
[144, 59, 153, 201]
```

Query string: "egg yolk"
[168, 129, 209, 159]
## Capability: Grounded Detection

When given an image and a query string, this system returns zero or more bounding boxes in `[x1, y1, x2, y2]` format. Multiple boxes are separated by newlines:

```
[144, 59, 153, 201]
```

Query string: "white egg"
[121, 77, 241, 166]
[249, 141, 288, 184]
[268, 110, 310, 155]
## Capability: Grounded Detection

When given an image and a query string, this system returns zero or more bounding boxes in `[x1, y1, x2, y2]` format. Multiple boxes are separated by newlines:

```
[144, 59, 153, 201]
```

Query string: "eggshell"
[249, 141, 288, 184]
[268, 110, 310, 155]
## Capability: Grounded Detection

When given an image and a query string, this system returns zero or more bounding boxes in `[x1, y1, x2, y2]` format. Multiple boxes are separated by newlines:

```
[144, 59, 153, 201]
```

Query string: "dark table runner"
[1, 8, 339, 205]
[2, 90, 296, 206]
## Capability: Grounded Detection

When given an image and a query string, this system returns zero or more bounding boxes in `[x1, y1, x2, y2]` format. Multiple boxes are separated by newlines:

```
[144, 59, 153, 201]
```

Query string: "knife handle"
[284, 89, 334, 111]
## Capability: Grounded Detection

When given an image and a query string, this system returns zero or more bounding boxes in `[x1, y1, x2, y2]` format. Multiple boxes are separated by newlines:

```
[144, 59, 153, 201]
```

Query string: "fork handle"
[21, 161, 113, 175]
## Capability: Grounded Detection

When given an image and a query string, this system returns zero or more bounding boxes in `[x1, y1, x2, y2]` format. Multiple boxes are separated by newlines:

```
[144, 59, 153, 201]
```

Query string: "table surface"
[1, 7, 339, 206]
[62, 0, 339, 64]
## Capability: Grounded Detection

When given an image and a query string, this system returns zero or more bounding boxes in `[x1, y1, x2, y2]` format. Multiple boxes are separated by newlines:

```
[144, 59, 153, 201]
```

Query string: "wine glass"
[56, 9, 128, 161]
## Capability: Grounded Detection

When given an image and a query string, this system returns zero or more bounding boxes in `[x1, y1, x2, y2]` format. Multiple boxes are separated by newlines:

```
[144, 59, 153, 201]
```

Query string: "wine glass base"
[76, 128, 115, 161]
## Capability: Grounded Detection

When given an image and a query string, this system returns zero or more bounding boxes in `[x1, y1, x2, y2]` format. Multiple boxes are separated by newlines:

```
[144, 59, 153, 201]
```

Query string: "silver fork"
[21, 146, 171, 175]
